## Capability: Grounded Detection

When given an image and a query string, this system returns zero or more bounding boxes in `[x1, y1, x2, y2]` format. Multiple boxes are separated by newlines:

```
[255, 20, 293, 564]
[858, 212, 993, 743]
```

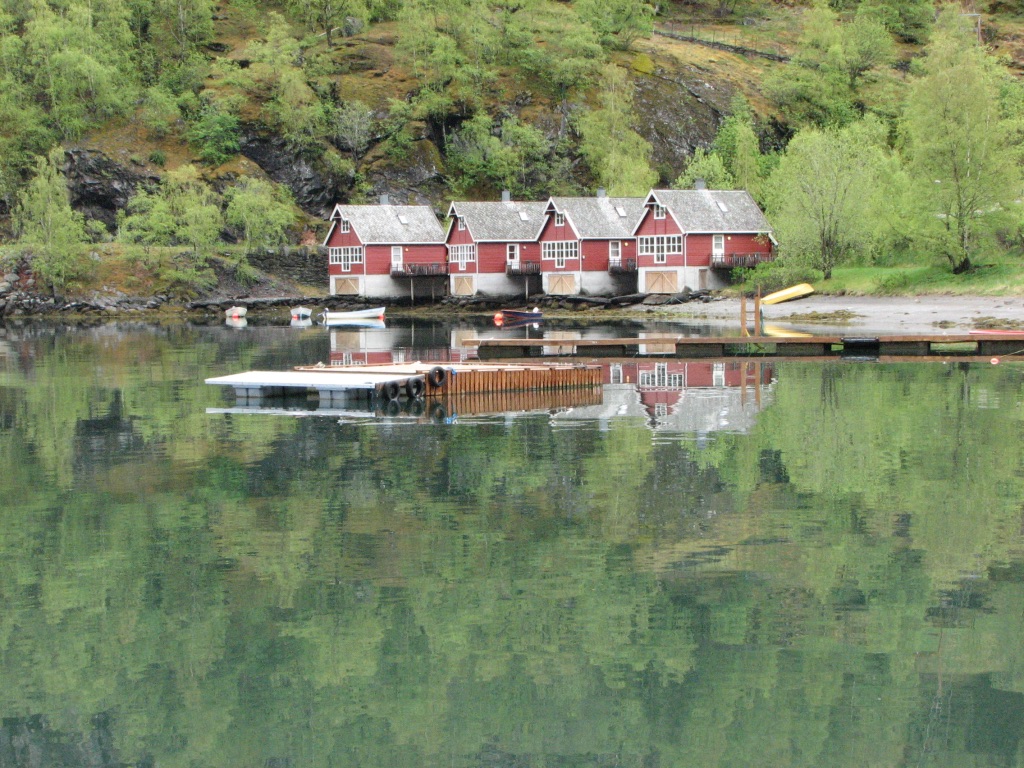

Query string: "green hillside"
[3, 0, 1024, 298]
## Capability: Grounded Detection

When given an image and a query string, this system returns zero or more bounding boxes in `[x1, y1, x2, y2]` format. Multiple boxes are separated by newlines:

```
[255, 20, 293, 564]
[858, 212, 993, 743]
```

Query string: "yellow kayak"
[761, 283, 814, 305]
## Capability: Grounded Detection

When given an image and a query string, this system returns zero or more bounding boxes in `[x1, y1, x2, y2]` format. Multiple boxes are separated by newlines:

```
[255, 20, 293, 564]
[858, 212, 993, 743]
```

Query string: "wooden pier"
[467, 333, 1024, 360]
[206, 361, 603, 404]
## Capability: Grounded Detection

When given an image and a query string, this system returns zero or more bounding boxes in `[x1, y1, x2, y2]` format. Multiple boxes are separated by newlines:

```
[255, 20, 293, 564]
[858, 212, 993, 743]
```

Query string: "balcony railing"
[391, 262, 449, 278]
[608, 256, 637, 273]
[711, 252, 775, 269]
[506, 260, 541, 276]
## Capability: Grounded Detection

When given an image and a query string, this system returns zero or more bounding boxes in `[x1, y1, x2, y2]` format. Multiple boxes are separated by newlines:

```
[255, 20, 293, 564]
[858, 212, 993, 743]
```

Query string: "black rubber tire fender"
[381, 380, 401, 401]
[427, 366, 447, 389]
[406, 377, 425, 399]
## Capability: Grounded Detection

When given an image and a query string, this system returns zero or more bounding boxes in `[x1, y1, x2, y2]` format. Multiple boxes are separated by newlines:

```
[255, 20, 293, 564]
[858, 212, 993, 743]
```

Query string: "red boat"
[494, 308, 543, 327]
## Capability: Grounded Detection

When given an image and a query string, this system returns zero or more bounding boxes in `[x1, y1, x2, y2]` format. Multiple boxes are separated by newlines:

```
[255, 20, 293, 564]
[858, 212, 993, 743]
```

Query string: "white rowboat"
[320, 307, 386, 323]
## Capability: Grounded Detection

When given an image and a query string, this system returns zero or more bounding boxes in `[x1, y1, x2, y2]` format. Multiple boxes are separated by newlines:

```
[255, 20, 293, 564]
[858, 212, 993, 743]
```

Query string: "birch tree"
[901, 9, 1023, 273]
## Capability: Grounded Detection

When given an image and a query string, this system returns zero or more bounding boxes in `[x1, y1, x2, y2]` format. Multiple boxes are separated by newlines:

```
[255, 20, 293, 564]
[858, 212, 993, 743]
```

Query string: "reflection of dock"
[468, 334, 1024, 360]
[207, 387, 602, 422]
[207, 362, 603, 405]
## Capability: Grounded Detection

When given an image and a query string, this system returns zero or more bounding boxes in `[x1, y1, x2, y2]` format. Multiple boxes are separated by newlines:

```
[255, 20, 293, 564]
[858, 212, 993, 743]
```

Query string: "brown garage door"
[453, 276, 475, 296]
[548, 274, 576, 295]
[645, 271, 677, 294]
[333, 277, 359, 295]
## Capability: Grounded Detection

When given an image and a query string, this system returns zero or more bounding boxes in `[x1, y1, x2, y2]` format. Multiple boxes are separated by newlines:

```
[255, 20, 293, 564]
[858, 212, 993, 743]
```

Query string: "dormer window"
[653, 204, 666, 220]
[340, 219, 350, 233]
[555, 212, 565, 226]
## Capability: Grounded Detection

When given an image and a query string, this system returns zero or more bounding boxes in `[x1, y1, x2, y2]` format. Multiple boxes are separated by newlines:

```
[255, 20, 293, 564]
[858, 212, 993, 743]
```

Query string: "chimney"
[694, 179, 706, 191]
[379, 194, 390, 205]
[596, 187, 606, 198]
[501, 190, 511, 202]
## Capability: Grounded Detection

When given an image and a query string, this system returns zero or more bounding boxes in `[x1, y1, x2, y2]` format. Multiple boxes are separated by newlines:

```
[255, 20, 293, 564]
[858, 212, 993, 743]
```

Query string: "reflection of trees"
[2, 336, 1024, 765]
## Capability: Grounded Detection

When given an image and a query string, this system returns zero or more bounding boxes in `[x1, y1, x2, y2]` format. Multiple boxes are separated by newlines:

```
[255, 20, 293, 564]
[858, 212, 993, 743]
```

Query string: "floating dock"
[467, 333, 1024, 360]
[206, 362, 603, 404]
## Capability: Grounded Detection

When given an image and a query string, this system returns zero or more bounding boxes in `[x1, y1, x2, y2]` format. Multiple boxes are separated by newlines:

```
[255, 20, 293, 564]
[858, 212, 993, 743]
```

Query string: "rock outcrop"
[63, 148, 160, 231]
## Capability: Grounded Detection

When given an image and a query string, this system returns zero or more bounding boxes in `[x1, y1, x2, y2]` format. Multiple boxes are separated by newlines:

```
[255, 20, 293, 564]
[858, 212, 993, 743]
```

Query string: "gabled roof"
[546, 196, 645, 239]
[640, 190, 773, 235]
[328, 204, 445, 244]
[447, 200, 548, 242]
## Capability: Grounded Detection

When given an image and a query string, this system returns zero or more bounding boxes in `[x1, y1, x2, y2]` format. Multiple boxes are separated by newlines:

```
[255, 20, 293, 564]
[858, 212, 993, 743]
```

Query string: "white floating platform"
[205, 369, 422, 403]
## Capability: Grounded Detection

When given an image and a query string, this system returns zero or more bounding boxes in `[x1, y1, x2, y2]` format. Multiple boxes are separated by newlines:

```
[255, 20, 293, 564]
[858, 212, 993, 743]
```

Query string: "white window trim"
[457, 217, 466, 231]
[541, 240, 579, 269]
[507, 243, 519, 264]
[712, 234, 725, 256]
[638, 235, 681, 264]
[653, 204, 666, 220]
[448, 243, 476, 269]
[329, 246, 363, 271]
[609, 241, 621, 261]
[555, 212, 564, 226]
[340, 219, 350, 233]
[391, 245, 403, 266]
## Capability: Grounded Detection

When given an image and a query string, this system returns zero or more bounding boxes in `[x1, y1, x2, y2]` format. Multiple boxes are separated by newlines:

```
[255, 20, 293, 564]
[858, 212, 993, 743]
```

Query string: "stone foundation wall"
[247, 246, 328, 288]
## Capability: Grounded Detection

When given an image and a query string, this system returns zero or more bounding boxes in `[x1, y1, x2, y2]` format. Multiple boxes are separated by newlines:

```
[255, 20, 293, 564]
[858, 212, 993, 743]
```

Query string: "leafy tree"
[575, 64, 657, 196]
[288, 0, 367, 47]
[140, 86, 182, 138]
[446, 112, 554, 197]
[711, 98, 763, 197]
[119, 164, 222, 256]
[765, 118, 889, 279]
[187, 103, 241, 165]
[673, 148, 734, 190]
[858, 0, 932, 43]
[901, 8, 1023, 273]
[333, 100, 375, 165]
[520, 22, 603, 112]
[763, 2, 894, 129]
[224, 177, 296, 253]
[14, 147, 91, 290]
[574, 0, 654, 50]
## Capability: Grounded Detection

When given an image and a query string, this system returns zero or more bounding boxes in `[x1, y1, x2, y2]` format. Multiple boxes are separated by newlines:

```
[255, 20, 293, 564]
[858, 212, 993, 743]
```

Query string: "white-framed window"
[542, 240, 579, 269]
[609, 241, 621, 261]
[507, 243, 519, 264]
[713, 362, 726, 387]
[340, 219, 350, 233]
[448, 243, 476, 268]
[653, 204, 666, 220]
[555, 212, 565, 226]
[391, 246, 403, 267]
[329, 246, 363, 271]
[609, 364, 623, 384]
[637, 235, 682, 264]
[712, 234, 725, 256]
[457, 217, 466, 231]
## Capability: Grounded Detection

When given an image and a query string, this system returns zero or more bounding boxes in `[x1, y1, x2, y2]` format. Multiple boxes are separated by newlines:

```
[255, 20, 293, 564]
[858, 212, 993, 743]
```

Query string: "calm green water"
[2, 320, 1024, 767]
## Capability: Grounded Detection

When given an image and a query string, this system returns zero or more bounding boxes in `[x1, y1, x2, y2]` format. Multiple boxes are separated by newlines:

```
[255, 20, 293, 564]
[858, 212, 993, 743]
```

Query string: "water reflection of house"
[554, 361, 774, 435]
[327, 327, 477, 367]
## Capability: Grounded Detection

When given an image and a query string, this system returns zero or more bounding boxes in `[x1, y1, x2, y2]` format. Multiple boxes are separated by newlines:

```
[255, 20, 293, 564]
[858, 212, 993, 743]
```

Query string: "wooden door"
[333, 277, 359, 295]
[548, 274, 576, 295]
[453, 276, 475, 296]
[645, 271, 677, 294]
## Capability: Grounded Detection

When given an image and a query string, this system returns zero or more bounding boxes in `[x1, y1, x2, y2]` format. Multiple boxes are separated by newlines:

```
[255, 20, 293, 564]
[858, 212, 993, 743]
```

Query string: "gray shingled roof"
[548, 197, 645, 239]
[648, 190, 773, 233]
[448, 201, 548, 241]
[330, 204, 445, 244]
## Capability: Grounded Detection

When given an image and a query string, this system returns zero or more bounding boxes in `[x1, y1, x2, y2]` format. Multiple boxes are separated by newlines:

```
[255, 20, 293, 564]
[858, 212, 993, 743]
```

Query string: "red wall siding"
[447, 223, 474, 246]
[727, 233, 773, 255]
[402, 244, 448, 266]
[635, 209, 682, 237]
[326, 225, 363, 248]
[686, 235, 713, 268]
[364, 245, 392, 276]
[478, 242, 507, 275]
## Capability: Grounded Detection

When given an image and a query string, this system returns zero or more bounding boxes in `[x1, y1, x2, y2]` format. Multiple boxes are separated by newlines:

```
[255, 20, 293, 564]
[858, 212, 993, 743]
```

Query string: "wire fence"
[653, 23, 790, 63]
